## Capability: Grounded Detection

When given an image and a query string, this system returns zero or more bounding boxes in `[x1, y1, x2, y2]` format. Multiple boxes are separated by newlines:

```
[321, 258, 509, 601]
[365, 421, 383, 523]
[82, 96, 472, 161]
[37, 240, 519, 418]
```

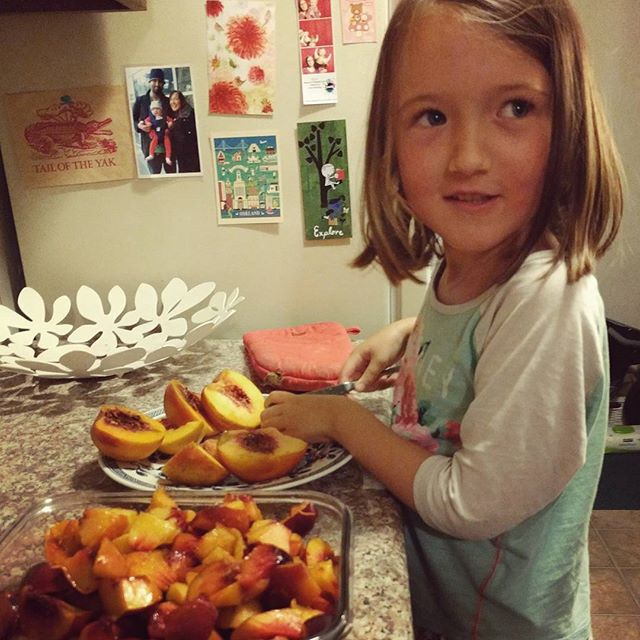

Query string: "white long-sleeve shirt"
[393, 251, 608, 639]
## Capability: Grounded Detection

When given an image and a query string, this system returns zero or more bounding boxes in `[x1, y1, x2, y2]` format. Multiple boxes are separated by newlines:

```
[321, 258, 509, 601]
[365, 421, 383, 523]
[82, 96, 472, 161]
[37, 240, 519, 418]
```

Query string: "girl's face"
[169, 93, 181, 111]
[395, 6, 552, 266]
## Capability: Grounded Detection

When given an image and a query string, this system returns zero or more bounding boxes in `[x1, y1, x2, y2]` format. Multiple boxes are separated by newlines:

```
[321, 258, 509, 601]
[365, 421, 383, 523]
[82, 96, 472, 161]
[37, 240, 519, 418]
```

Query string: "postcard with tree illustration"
[297, 119, 352, 241]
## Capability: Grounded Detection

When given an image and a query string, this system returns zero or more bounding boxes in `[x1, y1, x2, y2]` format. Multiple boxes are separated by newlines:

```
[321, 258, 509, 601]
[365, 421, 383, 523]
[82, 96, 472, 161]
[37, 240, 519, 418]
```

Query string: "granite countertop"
[0, 338, 413, 639]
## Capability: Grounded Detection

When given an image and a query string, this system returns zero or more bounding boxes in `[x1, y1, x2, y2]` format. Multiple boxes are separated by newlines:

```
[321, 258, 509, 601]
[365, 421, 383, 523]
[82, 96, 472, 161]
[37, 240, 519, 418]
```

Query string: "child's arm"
[341, 318, 415, 391]
[261, 392, 431, 508]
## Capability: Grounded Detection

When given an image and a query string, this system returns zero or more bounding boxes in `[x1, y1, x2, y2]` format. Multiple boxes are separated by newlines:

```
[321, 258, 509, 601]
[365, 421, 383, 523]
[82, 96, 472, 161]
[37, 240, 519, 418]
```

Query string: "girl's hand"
[341, 318, 416, 391]
[261, 392, 358, 443]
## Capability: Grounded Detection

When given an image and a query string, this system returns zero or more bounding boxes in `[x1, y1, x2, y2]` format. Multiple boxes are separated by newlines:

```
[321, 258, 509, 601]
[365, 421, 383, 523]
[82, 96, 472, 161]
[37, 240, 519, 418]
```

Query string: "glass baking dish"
[0, 489, 353, 640]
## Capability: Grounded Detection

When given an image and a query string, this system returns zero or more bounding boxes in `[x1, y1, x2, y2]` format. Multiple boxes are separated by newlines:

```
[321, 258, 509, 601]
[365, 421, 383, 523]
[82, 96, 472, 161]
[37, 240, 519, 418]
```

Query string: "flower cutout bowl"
[0, 278, 244, 379]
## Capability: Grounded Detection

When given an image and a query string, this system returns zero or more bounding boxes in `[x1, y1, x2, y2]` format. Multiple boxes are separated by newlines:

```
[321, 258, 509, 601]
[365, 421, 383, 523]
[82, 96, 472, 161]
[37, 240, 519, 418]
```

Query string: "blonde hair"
[354, 0, 624, 285]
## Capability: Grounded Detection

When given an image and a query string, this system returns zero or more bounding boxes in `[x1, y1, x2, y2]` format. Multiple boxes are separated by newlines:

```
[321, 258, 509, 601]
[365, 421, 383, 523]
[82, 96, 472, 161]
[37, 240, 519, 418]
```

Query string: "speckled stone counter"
[0, 338, 413, 639]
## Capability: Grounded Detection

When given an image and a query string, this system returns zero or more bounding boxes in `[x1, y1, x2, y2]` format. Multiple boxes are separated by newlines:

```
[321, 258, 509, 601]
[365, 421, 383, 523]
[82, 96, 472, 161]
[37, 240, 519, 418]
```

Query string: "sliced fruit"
[78, 507, 136, 549]
[216, 427, 307, 483]
[93, 538, 128, 580]
[98, 575, 162, 619]
[127, 511, 180, 551]
[191, 505, 251, 535]
[162, 598, 219, 640]
[148, 487, 178, 511]
[237, 544, 278, 591]
[267, 559, 332, 612]
[196, 525, 245, 561]
[162, 442, 229, 486]
[125, 549, 175, 591]
[90, 405, 166, 462]
[282, 502, 318, 537]
[44, 519, 82, 561]
[166, 581, 189, 605]
[303, 537, 335, 568]
[159, 419, 205, 455]
[0, 590, 18, 640]
[19, 563, 71, 595]
[164, 379, 216, 436]
[246, 520, 292, 555]
[226, 494, 263, 522]
[77, 617, 120, 640]
[18, 592, 92, 640]
[186, 557, 241, 607]
[201, 369, 265, 431]
[217, 599, 262, 629]
[229, 607, 318, 640]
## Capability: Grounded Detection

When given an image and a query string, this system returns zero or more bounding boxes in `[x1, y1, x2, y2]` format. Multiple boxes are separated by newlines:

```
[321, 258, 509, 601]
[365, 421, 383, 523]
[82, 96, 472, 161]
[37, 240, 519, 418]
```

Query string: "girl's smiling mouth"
[445, 192, 499, 205]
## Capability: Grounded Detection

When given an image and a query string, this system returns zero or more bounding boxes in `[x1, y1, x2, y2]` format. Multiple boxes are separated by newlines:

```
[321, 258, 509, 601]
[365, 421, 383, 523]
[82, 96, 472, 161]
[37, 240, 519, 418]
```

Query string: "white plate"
[98, 407, 353, 492]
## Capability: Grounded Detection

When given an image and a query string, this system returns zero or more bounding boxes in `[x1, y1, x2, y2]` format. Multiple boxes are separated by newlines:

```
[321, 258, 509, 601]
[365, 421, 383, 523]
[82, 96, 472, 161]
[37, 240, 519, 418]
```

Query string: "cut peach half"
[216, 427, 307, 483]
[162, 442, 229, 486]
[201, 369, 265, 432]
[163, 379, 216, 436]
[91, 405, 166, 462]
[158, 419, 205, 455]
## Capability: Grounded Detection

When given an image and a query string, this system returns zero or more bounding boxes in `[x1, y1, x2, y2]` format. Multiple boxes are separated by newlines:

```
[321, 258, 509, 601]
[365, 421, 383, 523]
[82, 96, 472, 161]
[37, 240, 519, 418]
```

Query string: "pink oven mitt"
[243, 322, 361, 391]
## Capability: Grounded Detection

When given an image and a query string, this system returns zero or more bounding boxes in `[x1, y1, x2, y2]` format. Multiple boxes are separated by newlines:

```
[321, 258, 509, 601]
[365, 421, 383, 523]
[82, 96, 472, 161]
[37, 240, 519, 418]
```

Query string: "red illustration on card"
[23, 95, 116, 158]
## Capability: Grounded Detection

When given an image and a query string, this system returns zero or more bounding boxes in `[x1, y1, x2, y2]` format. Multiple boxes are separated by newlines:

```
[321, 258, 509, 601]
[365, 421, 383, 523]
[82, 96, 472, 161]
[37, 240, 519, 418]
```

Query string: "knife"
[307, 364, 401, 395]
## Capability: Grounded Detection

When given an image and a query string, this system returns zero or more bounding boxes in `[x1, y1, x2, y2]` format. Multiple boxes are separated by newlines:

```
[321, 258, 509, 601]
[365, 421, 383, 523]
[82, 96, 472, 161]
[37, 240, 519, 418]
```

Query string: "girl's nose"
[447, 124, 490, 176]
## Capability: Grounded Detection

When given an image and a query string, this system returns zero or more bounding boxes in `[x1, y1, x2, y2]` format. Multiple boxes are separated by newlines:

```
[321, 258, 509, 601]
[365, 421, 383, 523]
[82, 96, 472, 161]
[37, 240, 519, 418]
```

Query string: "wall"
[575, 0, 640, 328]
[0, 0, 638, 332]
[0, 1, 391, 338]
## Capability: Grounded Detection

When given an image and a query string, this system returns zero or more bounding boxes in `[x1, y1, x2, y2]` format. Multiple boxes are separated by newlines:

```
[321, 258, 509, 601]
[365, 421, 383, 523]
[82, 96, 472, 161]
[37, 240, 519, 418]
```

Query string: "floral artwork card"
[4, 86, 135, 188]
[297, 119, 352, 240]
[206, 0, 276, 116]
[339, 0, 377, 44]
[211, 133, 283, 224]
[297, 0, 338, 105]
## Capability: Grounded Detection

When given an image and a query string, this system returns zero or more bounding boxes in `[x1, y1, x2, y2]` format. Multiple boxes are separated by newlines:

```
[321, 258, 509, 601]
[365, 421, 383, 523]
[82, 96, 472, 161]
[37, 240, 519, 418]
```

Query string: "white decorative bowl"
[0, 278, 244, 379]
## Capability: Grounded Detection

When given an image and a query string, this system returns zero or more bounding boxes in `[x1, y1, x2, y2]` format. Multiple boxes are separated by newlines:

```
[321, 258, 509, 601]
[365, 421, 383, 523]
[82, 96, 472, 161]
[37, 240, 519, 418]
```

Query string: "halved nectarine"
[91, 405, 166, 461]
[201, 370, 264, 431]
[216, 427, 307, 483]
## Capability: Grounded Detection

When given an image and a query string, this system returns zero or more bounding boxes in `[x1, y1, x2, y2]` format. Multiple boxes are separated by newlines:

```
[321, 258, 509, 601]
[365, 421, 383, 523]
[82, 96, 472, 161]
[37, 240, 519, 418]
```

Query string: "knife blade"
[306, 364, 401, 395]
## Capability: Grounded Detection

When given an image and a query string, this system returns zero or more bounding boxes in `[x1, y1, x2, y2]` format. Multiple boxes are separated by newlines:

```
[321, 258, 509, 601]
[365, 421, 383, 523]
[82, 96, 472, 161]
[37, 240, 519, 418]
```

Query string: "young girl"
[261, 0, 623, 638]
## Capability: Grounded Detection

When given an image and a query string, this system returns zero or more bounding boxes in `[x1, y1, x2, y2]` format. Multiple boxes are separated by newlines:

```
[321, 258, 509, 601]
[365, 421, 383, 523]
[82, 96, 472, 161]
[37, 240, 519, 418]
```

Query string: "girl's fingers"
[354, 362, 387, 391]
[264, 390, 293, 408]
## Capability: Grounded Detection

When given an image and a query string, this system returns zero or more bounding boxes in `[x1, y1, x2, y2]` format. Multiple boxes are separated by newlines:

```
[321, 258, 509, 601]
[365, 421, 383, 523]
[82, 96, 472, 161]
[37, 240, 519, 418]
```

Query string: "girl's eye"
[419, 109, 447, 127]
[501, 99, 533, 118]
